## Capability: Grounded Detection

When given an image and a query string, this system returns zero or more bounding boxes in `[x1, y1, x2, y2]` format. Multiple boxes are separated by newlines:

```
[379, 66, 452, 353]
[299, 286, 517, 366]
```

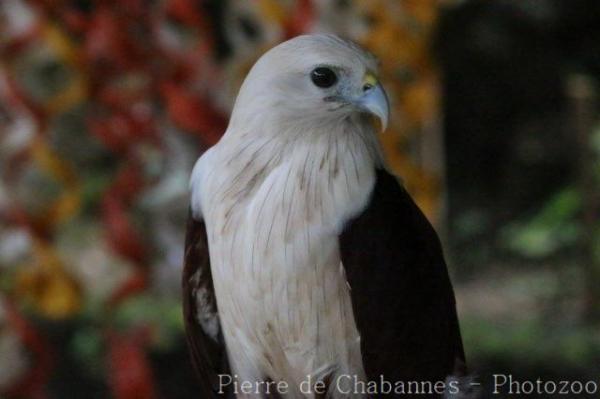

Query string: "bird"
[183, 34, 465, 398]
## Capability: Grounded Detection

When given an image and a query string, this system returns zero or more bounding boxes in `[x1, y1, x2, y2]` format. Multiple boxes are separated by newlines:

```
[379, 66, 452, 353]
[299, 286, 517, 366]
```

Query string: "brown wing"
[339, 169, 465, 395]
[182, 210, 232, 398]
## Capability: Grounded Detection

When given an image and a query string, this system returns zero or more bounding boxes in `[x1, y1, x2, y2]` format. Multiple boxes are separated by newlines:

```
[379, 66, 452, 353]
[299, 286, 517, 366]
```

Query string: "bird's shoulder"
[189, 147, 219, 220]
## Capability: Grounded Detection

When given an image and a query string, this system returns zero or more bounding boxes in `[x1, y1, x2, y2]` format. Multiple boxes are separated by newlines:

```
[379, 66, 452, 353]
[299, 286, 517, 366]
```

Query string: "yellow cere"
[363, 72, 379, 88]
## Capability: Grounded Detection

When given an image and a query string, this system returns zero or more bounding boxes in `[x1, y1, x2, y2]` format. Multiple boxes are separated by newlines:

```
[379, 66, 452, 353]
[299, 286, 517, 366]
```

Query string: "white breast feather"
[190, 118, 380, 398]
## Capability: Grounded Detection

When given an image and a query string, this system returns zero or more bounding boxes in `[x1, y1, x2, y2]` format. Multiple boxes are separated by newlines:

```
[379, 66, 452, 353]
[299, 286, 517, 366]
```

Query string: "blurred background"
[1, 0, 599, 398]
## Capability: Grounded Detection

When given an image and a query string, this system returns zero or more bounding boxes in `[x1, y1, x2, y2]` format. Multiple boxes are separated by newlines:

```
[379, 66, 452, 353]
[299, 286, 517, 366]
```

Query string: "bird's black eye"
[311, 67, 337, 88]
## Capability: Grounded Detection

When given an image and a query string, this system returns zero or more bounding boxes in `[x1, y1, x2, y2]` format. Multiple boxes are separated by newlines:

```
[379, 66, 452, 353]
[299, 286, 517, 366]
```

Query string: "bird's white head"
[227, 34, 390, 136]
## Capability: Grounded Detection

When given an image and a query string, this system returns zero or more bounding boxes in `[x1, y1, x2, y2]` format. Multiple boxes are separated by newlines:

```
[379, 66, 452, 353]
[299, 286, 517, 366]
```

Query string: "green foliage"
[71, 326, 104, 377]
[463, 316, 600, 371]
[500, 188, 582, 258]
[112, 294, 184, 350]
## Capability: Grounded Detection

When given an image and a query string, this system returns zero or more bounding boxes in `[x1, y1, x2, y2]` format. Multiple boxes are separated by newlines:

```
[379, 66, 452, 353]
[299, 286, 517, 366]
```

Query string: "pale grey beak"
[357, 83, 390, 132]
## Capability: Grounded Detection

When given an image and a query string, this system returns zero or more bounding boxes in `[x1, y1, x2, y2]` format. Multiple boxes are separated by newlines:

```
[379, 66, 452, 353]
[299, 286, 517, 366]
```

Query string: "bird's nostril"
[363, 83, 373, 92]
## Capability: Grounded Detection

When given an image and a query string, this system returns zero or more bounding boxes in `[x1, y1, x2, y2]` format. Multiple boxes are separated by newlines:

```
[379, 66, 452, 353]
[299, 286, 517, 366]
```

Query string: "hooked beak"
[356, 74, 390, 132]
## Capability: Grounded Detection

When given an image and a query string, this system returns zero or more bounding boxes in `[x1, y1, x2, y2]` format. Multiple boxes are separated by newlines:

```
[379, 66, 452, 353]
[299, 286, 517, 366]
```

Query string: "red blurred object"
[2, 299, 52, 399]
[60, 8, 90, 33]
[161, 82, 227, 145]
[96, 81, 151, 111]
[108, 161, 145, 204]
[102, 194, 146, 265]
[284, 0, 315, 38]
[165, 0, 209, 31]
[107, 329, 158, 399]
[107, 271, 148, 307]
[101, 162, 150, 305]
[101, 163, 146, 265]
[88, 108, 156, 154]
[84, 6, 143, 71]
